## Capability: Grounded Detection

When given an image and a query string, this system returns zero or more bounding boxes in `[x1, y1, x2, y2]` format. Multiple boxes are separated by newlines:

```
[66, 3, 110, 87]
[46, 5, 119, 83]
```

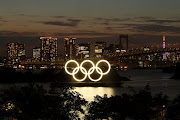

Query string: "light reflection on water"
[0, 69, 179, 101]
[75, 69, 180, 101]
[75, 87, 116, 101]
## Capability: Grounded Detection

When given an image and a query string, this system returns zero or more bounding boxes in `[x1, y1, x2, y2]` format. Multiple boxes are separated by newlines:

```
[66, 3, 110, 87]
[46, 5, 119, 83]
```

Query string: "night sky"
[0, 0, 180, 57]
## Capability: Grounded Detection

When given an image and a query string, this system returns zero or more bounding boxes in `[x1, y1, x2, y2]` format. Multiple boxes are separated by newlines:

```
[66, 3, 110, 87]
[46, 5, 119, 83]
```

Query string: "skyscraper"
[103, 44, 115, 56]
[77, 43, 90, 59]
[7, 42, 18, 61]
[95, 42, 106, 58]
[33, 47, 41, 61]
[7, 42, 25, 65]
[17, 44, 25, 58]
[40, 37, 57, 62]
[64, 38, 76, 59]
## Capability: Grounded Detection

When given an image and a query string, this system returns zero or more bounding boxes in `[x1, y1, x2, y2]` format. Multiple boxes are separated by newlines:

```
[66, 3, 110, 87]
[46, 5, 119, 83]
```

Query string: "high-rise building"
[40, 37, 57, 62]
[64, 38, 76, 59]
[17, 44, 25, 58]
[7, 42, 25, 64]
[7, 42, 18, 61]
[103, 44, 115, 56]
[77, 43, 90, 59]
[33, 47, 41, 61]
[95, 42, 106, 58]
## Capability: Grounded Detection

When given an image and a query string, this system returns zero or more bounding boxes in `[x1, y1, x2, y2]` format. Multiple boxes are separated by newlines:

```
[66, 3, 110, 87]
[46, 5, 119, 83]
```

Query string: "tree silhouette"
[0, 84, 87, 120]
[85, 84, 169, 120]
[167, 94, 180, 119]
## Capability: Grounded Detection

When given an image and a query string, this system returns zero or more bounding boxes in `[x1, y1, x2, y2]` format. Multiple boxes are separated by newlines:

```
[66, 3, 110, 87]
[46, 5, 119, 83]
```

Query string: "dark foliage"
[0, 84, 87, 120]
[85, 85, 170, 120]
[0, 83, 180, 119]
[0, 67, 72, 83]
[167, 94, 180, 119]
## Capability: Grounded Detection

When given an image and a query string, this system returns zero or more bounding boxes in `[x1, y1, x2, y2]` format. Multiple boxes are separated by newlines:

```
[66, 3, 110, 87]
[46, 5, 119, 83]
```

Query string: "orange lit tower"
[163, 35, 166, 60]
[163, 35, 166, 49]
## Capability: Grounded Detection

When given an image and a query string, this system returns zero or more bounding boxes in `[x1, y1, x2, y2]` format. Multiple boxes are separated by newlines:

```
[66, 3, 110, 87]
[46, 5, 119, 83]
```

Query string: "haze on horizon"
[0, 0, 180, 57]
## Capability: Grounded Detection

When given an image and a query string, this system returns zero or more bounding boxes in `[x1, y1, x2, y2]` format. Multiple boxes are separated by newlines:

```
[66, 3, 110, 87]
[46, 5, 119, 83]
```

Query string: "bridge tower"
[119, 35, 128, 51]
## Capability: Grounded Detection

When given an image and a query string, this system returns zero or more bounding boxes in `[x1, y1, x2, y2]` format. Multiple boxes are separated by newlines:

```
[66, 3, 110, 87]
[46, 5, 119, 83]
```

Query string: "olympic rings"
[65, 60, 79, 75]
[64, 60, 111, 82]
[72, 67, 87, 81]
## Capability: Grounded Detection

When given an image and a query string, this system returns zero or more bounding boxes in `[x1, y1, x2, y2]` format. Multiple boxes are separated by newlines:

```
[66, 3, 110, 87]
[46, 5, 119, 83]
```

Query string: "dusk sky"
[0, 0, 180, 56]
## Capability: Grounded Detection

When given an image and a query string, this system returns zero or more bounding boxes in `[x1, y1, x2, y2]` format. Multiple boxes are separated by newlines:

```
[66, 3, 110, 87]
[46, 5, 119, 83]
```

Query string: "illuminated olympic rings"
[64, 60, 111, 82]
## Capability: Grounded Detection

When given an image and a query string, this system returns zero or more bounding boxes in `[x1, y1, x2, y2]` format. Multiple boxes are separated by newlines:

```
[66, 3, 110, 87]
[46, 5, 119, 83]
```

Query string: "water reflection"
[75, 87, 115, 101]
[75, 69, 180, 101]
[0, 69, 180, 101]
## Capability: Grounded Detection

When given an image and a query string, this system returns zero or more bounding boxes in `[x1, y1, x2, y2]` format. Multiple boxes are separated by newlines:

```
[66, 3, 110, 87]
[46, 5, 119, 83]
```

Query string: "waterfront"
[0, 69, 179, 101]
[75, 69, 179, 101]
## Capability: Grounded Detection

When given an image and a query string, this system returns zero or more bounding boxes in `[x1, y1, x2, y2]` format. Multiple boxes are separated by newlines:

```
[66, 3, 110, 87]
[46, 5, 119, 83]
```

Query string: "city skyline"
[0, 0, 180, 56]
[1, 1, 180, 119]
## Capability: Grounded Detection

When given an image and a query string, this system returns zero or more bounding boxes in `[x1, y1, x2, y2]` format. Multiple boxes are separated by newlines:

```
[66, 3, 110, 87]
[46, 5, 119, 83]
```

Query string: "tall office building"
[33, 47, 41, 61]
[17, 44, 25, 57]
[7, 42, 25, 64]
[77, 43, 90, 59]
[95, 42, 106, 58]
[64, 38, 76, 59]
[103, 44, 115, 55]
[40, 37, 57, 62]
[7, 42, 18, 61]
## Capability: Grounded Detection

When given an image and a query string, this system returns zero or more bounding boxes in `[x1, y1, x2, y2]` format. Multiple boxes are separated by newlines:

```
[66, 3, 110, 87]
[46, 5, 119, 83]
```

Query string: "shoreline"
[50, 82, 124, 87]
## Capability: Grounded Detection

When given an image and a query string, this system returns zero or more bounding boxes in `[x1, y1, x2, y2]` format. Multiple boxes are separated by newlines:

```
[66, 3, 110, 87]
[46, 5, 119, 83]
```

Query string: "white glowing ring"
[88, 67, 103, 81]
[96, 60, 111, 75]
[64, 59, 111, 82]
[65, 60, 79, 75]
[72, 67, 87, 81]
[80, 60, 95, 74]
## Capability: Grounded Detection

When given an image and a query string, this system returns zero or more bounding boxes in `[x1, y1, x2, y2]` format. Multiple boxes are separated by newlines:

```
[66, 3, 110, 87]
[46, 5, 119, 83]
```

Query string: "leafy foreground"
[0, 84, 180, 120]
[85, 85, 180, 120]
[0, 84, 87, 120]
